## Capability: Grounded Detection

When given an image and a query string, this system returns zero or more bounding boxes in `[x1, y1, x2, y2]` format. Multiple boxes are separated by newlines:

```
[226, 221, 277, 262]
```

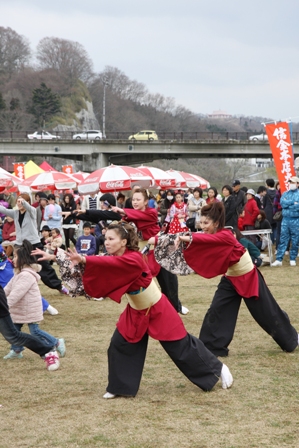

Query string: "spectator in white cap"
[272, 176, 299, 267]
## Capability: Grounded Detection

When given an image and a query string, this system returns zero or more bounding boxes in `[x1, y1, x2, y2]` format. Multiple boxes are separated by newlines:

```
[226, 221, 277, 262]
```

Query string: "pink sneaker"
[59, 286, 69, 295]
[44, 351, 60, 371]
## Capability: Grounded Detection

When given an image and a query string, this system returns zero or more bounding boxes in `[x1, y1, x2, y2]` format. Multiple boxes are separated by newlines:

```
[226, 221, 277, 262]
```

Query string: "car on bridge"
[72, 130, 103, 140]
[27, 131, 61, 140]
[128, 130, 158, 141]
[249, 133, 268, 141]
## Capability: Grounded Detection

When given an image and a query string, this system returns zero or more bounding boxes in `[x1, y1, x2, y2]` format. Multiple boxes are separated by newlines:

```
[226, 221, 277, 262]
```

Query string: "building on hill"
[208, 110, 232, 119]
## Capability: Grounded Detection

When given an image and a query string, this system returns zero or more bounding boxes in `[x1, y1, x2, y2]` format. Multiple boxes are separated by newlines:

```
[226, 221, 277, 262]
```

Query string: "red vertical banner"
[62, 165, 73, 174]
[265, 122, 295, 193]
[13, 163, 25, 180]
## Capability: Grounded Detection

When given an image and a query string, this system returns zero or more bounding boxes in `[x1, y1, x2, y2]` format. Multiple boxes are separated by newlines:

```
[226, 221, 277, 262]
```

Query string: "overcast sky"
[2, 0, 299, 121]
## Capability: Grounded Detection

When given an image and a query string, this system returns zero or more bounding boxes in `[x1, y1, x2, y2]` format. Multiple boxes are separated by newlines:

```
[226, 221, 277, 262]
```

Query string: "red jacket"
[243, 198, 259, 226]
[2, 221, 16, 242]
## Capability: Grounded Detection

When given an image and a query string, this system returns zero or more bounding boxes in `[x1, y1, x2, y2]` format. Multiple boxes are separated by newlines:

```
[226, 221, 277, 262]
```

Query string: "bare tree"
[0, 27, 31, 80]
[36, 37, 93, 85]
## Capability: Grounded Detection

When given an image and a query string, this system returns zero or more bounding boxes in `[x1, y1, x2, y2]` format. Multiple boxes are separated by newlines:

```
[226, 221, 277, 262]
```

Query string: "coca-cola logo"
[106, 181, 125, 188]
[160, 179, 172, 186]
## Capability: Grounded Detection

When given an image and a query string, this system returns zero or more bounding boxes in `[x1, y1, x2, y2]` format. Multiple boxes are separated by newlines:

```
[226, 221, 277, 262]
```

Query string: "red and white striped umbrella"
[136, 165, 176, 188]
[0, 168, 22, 192]
[188, 173, 210, 189]
[78, 165, 152, 194]
[71, 172, 89, 183]
[166, 169, 210, 189]
[20, 171, 78, 191]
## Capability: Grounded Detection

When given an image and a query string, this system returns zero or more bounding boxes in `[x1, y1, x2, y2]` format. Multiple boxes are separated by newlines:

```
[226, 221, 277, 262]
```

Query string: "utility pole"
[102, 78, 109, 139]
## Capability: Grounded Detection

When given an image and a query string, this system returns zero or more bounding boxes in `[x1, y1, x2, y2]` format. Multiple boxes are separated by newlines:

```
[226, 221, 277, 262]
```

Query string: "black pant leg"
[107, 329, 149, 396]
[32, 242, 62, 290]
[156, 267, 182, 312]
[199, 277, 242, 357]
[244, 270, 298, 352]
[160, 334, 222, 391]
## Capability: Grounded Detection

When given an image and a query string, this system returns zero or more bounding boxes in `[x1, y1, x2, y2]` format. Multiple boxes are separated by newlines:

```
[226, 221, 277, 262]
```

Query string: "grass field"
[0, 261, 298, 448]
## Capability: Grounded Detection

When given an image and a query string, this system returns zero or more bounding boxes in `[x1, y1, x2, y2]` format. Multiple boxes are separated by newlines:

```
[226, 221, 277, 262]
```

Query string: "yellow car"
[128, 130, 158, 141]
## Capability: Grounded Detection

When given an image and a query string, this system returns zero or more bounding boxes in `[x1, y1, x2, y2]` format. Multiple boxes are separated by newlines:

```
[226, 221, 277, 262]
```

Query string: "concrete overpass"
[0, 139, 297, 170]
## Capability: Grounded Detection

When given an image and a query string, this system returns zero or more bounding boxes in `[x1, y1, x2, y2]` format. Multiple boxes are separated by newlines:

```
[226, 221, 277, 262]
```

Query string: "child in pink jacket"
[3, 240, 66, 360]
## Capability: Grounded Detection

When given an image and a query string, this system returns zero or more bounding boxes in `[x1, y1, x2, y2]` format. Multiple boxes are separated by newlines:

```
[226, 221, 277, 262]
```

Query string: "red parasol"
[136, 165, 176, 188]
[78, 165, 152, 194]
[166, 170, 210, 189]
[0, 168, 22, 193]
[19, 171, 78, 191]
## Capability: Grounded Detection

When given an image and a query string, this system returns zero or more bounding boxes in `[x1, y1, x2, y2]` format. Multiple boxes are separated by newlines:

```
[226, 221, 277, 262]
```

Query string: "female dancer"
[112, 188, 188, 314]
[33, 222, 233, 397]
[169, 202, 298, 357]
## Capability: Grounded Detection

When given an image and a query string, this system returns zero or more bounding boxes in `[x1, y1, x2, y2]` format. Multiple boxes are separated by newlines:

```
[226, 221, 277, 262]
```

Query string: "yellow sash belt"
[126, 280, 161, 311]
[226, 250, 254, 277]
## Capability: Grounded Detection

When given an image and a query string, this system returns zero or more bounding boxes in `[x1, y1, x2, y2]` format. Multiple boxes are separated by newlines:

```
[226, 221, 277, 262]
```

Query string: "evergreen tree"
[29, 82, 61, 127]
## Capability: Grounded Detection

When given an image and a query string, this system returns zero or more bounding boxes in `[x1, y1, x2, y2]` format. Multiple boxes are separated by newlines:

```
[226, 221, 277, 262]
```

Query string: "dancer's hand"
[66, 247, 85, 268]
[174, 234, 191, 250]
[111, 206, 125, 214]
[31, 248, 56, 262]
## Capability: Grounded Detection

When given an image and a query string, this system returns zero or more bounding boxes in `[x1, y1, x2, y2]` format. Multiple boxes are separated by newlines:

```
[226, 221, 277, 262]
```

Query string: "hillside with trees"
[0, 26, 289, 183]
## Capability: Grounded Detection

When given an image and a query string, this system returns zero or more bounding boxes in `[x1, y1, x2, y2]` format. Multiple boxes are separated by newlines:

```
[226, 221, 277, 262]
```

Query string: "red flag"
[62, 165, 73, 174]
[13, 163, 25, 180]
[265, 122, 295, 193]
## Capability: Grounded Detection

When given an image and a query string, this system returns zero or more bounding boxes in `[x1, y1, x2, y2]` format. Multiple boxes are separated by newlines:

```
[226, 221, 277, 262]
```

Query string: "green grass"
[0, 261, 298, 447]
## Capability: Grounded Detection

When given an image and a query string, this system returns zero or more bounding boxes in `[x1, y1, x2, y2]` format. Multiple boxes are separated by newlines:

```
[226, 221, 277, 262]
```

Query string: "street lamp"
[102, 78, 109, 139]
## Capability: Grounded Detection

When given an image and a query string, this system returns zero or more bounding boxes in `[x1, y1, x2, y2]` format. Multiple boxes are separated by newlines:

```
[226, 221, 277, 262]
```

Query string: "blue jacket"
[280, 189, 299, 219]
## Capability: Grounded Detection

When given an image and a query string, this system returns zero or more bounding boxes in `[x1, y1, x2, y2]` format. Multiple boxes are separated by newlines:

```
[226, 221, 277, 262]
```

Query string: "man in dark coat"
[232, 180, 247, 215]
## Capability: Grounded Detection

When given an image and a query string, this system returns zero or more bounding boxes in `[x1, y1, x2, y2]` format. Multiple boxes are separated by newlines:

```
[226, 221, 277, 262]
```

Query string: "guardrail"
[2, 130, 299, 141]
[0, 130, 285, 141]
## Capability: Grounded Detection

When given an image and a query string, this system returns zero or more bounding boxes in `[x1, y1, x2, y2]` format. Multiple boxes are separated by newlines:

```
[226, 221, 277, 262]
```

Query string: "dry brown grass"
[1, 260, 299, 448]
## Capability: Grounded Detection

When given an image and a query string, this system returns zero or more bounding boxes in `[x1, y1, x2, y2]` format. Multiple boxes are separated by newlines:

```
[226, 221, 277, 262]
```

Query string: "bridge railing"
[1, 130, 299, 141]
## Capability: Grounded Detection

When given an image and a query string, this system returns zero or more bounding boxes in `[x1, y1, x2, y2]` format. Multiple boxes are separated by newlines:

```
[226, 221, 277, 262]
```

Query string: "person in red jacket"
[112, 188, 189, 314]
[1, 216, 16, 257]
[33, 222, 234, 397]
[243, 189, 260, 243]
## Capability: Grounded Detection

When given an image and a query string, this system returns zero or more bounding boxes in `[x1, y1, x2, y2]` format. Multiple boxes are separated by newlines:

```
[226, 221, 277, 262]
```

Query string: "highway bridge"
[0, 139, 298, 171]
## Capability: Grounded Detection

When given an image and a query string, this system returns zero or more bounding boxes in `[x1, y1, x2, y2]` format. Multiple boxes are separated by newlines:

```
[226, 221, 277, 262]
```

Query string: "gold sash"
[126, 280, 161, 310]
[226, 250, 254, 277]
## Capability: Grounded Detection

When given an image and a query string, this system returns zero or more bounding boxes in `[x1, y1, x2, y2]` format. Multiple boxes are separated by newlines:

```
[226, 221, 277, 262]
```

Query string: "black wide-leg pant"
[199, 270, 298, 357]
[106, 329, 222, 396]
[156, 267, 182, 312]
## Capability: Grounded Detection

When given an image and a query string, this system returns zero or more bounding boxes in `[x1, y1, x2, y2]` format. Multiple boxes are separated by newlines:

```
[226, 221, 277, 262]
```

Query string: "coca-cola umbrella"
[166, 169, 209, 189]
[0, 168, 22, 193]
[71, 172, 89, 183]
[136, 165, 177, 189]
[191, 173, 210, 189]
[78, 164, 152, 194]
[20, 171, 78, 192]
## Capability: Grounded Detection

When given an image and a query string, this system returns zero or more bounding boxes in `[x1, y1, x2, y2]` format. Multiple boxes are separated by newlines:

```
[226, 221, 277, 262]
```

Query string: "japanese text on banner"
[265, 122, 295, 193]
